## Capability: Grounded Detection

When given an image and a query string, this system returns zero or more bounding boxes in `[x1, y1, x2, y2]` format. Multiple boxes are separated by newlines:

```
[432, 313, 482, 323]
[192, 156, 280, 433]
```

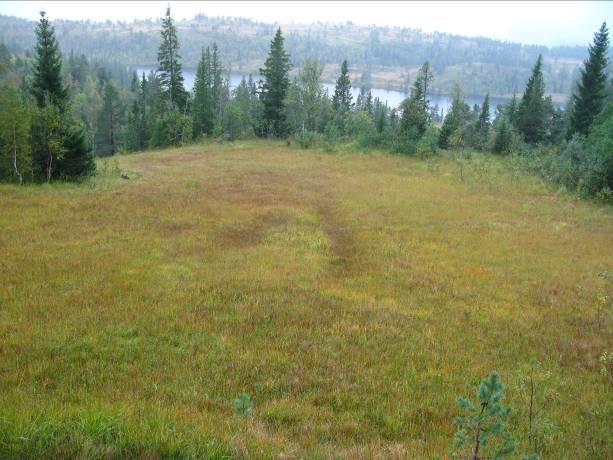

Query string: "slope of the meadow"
[1, 141, 611, 458]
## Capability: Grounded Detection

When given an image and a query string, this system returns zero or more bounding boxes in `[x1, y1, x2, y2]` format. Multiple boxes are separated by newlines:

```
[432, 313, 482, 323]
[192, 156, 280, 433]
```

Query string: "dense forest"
[0, 12, 595, 98]
[0, 8, 611, 200]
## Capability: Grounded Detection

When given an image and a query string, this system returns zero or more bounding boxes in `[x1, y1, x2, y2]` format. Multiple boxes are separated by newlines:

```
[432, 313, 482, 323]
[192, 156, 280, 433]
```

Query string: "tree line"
[0, 13, 593, 97]
[0, 9, 611, 199]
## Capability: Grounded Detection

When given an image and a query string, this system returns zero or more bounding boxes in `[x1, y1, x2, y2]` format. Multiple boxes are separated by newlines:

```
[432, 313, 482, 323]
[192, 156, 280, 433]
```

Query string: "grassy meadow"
[1, 141, 611, 458]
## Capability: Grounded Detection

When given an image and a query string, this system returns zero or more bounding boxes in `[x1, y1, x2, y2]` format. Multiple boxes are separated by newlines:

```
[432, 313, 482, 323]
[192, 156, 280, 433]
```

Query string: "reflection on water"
[135, 67, 510, 116]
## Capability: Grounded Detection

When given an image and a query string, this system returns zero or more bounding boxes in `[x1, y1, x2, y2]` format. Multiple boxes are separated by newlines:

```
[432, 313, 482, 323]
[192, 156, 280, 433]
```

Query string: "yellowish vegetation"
[1, 141, 611, 458]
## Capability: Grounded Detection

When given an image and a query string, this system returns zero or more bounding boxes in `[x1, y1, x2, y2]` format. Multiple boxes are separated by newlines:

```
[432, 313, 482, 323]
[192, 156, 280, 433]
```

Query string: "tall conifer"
[211, 44, 225, 125]
[332, 60, 352, 113]
[569, 22, 610, 136]
[259, 28, 291, 136]
[192, 47, 214, 137]
[400, 62, 432, 138]
[31, 11, 68, 110]
[157, 7, 187, 111]
[517, 55, 546, 144]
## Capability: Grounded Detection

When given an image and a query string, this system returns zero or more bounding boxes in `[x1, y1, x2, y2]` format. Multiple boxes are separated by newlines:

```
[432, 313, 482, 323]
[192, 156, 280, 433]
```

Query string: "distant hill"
[0, 13, 591, 100]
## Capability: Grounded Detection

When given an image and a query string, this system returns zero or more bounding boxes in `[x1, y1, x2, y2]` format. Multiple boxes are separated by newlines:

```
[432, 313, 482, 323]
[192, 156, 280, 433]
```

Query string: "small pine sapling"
[233, 393, 253, 417]
[452, 371, 516, 460]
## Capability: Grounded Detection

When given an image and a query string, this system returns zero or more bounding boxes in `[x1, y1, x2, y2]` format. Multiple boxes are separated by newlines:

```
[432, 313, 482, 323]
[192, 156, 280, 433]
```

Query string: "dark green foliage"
[26, 11, 97, 182]
[416, 125, 440, 158]
[221, 103, 242, 141]
[210, 44, 227, 127]
[373, 98, 388, 134]
[31, 11, 68, 110]
[512, 102, 613, 199]
[332, 60, 353, 114]
[347, 111, 378, 147]
[149, 109, 192, 149]
[505, 93, 520, 128]
[569, 22, 610, 137]
[259, 28, 291, 137]
[584, 101, 613, 192]
[30, 105, 96, 182]
[364, 90, 373, 116]
[157, 7, 188, 111]
[474, 93, 491, 150]
[123, 74, 150, 152]
[517, 55, 546, 144]
[192, 47, 214, 138]
[400, 62, 432, 140]
[452, 372, 516, 459]
[477, 93, 490, 132]
[493, 118, 514, 155]
[439, 85, 470, 149]
[56, 124, 96, 179]
[95, 81, 122, 156]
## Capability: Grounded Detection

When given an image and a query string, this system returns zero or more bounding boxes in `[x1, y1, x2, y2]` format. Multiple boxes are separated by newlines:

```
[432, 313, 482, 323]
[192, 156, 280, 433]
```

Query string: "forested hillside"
[0, 13, 588, 98]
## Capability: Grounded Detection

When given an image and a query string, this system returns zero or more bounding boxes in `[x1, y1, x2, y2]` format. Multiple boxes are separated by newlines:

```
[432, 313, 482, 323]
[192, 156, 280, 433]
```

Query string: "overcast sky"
[0, 1, 610, 47]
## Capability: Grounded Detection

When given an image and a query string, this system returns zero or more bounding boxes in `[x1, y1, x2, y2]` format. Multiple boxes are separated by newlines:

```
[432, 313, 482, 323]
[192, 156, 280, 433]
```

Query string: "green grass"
[1, 140, 611, 458]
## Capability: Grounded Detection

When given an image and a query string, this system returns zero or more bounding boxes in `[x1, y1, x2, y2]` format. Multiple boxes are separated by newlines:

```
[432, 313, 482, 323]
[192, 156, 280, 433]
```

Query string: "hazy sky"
[0, 1, 610, 47]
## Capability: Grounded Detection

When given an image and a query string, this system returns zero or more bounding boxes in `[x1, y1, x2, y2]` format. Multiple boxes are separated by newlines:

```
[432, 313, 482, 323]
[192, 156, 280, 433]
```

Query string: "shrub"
[293, 130, 323, 149]
[347, 111, 379, 148]
[416, 126, 440, 158]
[222, 104, 242, 141]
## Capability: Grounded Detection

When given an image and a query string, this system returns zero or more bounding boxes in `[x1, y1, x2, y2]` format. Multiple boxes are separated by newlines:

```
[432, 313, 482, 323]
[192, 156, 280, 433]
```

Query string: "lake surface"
[135, 67, 509, 116]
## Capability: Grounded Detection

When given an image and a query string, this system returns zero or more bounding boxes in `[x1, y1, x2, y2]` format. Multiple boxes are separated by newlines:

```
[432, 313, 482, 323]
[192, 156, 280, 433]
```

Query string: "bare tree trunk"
[46, 145, 53, 184]
[12, 124, 23, 185]
[472, 403, 487, 460]
[472, 425, 481, 460]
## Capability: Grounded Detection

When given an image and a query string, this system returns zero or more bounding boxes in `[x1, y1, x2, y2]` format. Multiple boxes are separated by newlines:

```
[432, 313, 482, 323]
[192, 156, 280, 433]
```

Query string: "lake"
[135, 67, 509, 117]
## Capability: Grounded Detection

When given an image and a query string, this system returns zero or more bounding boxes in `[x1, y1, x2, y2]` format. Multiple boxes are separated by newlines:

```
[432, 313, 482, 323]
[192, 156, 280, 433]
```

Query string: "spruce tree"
[477, 93, 490, 132]
[31, 11, 68, 110]
[475, 93, 490, 149]
[418, 61, 433, 109]
[517, 55, 546, 144]
[332, 59, 352, 113]
[569, 22, 610, 136]
[95, 81, 122, 156]
[400, 63, 432, 139]
[157, 7, 187, 111]
[30, 11, 95, 181]
[192, 47, 214, 137]
[505, 92, 519, 128]
[439, 84, 470, 149]
[365, 91, 373, 117]
[259, 28, 291, 136]
[56, 125, 96, 179]
[211, 44, 225, 126]
[122, 75, 146, 152]
[493, 118, 513, 154]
